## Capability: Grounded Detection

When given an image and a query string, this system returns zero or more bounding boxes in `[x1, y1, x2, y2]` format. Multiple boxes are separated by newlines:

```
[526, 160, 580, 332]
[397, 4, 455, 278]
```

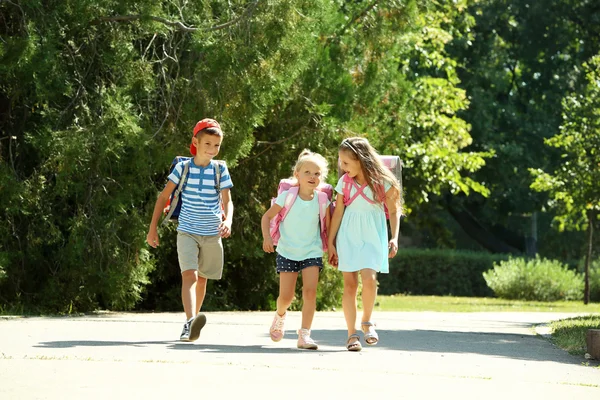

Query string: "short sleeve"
[274, 190, 288, 207]
[168, 161, 185, 185]
[217, 162, 233, 189]
[384, 180, 392, 193]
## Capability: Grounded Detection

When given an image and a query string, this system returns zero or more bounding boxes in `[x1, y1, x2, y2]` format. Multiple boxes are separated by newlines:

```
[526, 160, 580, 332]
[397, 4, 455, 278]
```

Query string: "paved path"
[1, 311, 599, 399]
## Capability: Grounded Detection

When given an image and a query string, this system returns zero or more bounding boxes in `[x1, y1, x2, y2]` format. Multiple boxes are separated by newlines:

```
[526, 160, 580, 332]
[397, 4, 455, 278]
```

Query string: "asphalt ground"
[1, 311, 599, 399]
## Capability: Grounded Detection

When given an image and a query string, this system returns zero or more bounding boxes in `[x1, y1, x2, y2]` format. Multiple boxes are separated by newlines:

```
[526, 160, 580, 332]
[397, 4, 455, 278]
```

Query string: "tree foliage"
[530, 54, 600, 303]
[445, 0, 600, 258]
[530, 55, 600, 231]
[1, 0, 339, 312]
[0, 0, 517, 313]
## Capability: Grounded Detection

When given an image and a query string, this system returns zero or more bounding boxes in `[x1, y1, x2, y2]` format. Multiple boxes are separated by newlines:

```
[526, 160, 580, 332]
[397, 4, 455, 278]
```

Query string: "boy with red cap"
[147, 118, 234, 341]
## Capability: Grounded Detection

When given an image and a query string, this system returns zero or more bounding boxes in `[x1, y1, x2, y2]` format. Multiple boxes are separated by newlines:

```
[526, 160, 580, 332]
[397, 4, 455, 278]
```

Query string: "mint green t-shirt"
[275, 190, 325, 261]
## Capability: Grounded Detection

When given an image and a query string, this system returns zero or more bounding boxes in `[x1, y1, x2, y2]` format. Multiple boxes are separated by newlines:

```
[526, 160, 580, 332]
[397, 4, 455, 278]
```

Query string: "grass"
[375, 294, 600, 313]
[549, 315, 600, 355]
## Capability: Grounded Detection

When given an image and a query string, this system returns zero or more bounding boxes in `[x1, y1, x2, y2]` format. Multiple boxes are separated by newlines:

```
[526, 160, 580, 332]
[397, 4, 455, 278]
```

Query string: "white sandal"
[361, 321, 379, 346]
[346, 333, 362, 352]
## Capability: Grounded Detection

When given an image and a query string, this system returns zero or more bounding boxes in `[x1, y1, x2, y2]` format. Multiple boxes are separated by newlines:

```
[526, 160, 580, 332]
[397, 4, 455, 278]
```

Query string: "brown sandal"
[346, 333, 362, 352]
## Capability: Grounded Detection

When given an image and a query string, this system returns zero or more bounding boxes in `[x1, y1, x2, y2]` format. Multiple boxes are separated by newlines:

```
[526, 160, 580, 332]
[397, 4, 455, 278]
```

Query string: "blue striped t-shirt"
[169, 159, 233, 236]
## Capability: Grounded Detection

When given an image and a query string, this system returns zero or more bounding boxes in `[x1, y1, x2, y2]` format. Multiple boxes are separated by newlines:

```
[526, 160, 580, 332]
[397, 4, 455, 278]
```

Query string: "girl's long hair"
[339, 137, 403, 214]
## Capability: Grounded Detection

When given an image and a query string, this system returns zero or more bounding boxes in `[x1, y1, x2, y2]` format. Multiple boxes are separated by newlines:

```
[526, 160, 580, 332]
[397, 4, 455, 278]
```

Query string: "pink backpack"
[339, 155, 402, 219]
[269, 179, 333, 252]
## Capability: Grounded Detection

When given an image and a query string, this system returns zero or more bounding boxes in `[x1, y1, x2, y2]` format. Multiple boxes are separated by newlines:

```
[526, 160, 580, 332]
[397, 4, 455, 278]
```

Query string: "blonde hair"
[291, 149, 329, 180]
[339, 137, 403, 214]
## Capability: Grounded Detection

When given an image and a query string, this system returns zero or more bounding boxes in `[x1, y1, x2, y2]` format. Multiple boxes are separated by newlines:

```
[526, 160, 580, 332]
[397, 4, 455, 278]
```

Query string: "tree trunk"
[584, 210, 594, 305]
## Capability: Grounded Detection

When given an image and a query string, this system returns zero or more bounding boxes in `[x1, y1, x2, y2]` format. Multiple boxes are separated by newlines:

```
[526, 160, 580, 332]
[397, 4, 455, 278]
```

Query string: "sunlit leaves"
[530, 54, 600, 231]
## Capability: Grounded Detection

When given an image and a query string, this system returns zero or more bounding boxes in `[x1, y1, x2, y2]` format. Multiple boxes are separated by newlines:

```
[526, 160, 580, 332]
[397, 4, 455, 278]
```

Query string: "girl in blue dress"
[328, 137, 402, 351]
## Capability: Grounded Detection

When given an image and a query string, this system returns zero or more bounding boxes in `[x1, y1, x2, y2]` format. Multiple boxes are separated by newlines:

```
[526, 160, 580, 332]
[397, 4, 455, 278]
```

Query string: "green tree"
[0, 0, 337, 312]
[0, 0, 491, 313]
[531, 54, 600, 304]
[448, 0, 600, 258]
[207, 0, 491, 310]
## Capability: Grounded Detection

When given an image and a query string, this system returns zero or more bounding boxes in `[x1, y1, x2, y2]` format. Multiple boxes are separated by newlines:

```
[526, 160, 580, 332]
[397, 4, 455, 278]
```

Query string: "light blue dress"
[335, 176, 391, 273]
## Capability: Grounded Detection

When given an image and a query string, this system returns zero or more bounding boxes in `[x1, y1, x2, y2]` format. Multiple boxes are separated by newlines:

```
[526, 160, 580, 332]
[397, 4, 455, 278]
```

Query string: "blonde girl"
[261, 150, 331, 350]
[328, 137, 402, 351]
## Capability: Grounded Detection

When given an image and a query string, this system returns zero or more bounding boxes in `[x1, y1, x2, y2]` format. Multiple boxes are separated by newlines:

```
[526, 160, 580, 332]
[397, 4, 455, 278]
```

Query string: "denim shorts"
[276, 254, 323, 273]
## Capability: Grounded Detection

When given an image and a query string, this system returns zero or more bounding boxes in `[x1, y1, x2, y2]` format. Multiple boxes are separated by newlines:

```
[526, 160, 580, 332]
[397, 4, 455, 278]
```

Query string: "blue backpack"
[162, 157, 223, 226]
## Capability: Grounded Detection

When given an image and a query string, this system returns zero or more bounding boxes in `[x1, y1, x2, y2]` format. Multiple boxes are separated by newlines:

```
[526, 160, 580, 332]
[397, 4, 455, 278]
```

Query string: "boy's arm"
[261, 203, 282, 253]
[147, 180, 177, 248]
[218, 188, 233, 238]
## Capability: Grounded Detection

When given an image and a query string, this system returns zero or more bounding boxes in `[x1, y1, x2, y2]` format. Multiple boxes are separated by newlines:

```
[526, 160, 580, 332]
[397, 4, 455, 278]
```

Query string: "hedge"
[379, 249, 509, 297]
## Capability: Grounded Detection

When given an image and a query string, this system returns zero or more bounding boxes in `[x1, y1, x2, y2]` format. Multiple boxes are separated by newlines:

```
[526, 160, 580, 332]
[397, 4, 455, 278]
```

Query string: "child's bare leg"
[181, 270, 198, 320]
[300, 266, 319, 329]
[360, 269, 378, 323]
[342, 271, 359, 335]
[277, 272, 298, 316]
[195, 276, 208, 314]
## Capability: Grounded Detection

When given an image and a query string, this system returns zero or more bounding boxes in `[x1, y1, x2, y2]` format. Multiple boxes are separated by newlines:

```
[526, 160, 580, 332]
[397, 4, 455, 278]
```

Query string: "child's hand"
[146, 230, 159, 248]
[388, 239, 398, 258]
[219, 220, 232, 238]
[328, 245, 338, 267]
[263, 237, 275, 253]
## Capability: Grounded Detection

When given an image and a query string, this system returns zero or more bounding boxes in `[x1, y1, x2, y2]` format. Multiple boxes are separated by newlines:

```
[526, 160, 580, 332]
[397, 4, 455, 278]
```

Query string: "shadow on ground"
[33, 328, 595, 365]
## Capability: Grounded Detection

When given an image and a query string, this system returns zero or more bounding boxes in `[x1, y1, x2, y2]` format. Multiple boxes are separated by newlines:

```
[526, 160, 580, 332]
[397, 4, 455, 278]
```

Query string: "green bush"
[379, 249, 508, 297]
[483, 257, 584, 301]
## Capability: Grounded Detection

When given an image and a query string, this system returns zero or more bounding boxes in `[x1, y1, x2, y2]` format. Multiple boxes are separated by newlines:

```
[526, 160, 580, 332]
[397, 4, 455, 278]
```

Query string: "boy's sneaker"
[180, 319, 192, 341]
[269, 312, 286, 342]
[297, 328, 318, 350]
[188, 313, 207, 342]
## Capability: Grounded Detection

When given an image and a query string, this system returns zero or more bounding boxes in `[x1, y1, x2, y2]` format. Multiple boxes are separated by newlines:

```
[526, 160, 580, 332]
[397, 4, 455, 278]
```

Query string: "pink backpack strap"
[279, 186, 299, 219]
[317, 183, 334, 202]
[317, 191, 329, 252]
[342, 173, 376, 207]
[341, 174, 353, 205]
[269, 187, 299, 245]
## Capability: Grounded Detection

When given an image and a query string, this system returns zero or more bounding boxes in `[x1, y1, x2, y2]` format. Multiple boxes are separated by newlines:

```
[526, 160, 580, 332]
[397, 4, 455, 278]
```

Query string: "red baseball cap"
[190, 118, 221, 155]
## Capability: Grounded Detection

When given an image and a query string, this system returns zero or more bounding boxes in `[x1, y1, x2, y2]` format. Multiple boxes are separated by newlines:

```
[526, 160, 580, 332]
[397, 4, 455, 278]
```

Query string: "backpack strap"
[211, 160, 225, 220]
[269, 187, 299, 245]
[342, 173, 376, 207]
[279, 186, 299, 221]
[317, 191, 329, 252]
[341, 173, 352, 205]
[162, 159, 191, 226]
[317, 183, 334, 202]
[212, 160, 222, 192]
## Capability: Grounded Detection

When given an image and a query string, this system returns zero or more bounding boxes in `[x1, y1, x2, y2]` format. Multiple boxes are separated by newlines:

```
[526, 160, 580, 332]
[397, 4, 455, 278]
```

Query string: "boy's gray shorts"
[177, 232, 224, 279]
